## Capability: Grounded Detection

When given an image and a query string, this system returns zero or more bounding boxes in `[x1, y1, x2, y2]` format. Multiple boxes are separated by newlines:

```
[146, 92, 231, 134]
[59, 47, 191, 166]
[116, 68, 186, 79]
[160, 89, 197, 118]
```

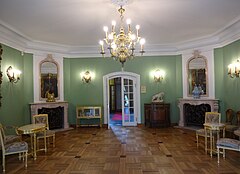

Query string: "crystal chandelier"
[99, 2, 145, 67]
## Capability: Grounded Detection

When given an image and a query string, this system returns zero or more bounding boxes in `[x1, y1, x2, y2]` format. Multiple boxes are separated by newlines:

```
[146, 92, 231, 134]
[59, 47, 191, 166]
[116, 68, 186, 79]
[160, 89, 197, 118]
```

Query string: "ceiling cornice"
[0, 18, 240, 58]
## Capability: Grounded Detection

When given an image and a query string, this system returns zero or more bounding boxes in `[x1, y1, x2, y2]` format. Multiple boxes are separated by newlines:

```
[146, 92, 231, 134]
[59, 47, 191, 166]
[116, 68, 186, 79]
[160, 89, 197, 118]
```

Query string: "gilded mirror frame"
[39, 54, 59, 101]
[187, 50, 208, 97]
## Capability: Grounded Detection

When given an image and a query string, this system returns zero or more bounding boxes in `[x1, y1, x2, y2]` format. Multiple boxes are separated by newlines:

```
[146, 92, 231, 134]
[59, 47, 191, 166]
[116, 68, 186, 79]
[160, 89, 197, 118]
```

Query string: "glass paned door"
[122, 77, 136, 126]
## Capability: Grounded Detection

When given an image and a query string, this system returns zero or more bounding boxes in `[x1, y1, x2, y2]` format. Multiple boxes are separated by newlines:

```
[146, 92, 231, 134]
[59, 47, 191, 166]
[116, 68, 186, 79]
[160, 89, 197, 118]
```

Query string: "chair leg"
[18, 153, 21, 160]
[196, 134, 198, 148]
[217, 147, 220, 164]
[25, 151, 27, 168]
[53, 135, 55, 148]
[223, 149, 225, 158]
[205, 134, 207, 153]
[2, 154, 5, 172]
[45, 137, 47, 152]
[36, 138, 39, 150]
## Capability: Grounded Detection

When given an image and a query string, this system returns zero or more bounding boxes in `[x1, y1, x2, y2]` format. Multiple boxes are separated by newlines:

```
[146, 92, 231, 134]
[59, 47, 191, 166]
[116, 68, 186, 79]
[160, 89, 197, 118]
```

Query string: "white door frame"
[103, 71, 141, 129]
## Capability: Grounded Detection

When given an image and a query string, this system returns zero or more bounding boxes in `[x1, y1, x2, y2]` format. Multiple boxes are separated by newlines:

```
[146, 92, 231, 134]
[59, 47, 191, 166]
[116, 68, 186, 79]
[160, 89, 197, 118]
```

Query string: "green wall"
[0, 44, 33, 126]
[215, 39, 240, 120]
[64, 55, 182, 125]
[2, 38, 240, 128]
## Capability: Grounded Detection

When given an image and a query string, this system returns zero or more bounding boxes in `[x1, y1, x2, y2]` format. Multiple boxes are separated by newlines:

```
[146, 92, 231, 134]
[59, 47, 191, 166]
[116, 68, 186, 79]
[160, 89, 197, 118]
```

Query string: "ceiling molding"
[1, 18, 240, 57]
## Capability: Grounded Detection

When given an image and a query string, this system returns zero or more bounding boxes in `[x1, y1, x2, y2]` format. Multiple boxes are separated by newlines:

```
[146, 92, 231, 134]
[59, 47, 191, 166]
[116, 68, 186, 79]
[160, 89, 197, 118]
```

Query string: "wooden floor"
[3, 126, 240, 174]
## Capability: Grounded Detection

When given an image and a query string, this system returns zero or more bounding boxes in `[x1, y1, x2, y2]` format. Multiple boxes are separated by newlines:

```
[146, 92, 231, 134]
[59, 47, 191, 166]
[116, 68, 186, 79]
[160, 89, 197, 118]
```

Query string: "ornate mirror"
[187, 50, 208, 96]
[40, 54, 59, 101]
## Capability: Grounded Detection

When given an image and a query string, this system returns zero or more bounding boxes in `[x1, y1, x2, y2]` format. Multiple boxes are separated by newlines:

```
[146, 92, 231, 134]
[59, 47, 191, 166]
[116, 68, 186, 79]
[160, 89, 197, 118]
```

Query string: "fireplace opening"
[184, 103, 211, 127]
[38, 106, 64, 130]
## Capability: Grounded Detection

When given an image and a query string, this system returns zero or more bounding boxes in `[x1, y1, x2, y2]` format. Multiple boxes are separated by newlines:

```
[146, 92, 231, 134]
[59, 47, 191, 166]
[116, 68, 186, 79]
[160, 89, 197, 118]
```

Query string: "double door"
[109, 76, 137, 126]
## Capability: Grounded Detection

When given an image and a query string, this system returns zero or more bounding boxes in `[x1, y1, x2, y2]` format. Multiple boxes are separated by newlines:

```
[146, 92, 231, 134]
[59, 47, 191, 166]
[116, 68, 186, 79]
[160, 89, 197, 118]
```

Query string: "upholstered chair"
[0, 123, 21, 145]
[217, 111, 240, 163]
[32, 114, 55, 150]
[233, 111, 240, 139]
[217, 137, 240, 163]
[225, 109, 234, 124]
[235, 111, 240, 127]
[0, 124, 28, 172]
[225, 109, 238, 137]
[196, 112, 221, 149]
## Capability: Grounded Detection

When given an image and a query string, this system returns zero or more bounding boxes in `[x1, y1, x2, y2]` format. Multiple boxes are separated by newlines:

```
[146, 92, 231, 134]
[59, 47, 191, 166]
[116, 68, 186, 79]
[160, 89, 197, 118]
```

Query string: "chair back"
[33, 114, 50, 130]
[0, 123, 5, 140]
[205, 112, 221, 124]
[236, 111, 240, 126]
[225, 109, 234, 124]
[0, 124, 6, 153]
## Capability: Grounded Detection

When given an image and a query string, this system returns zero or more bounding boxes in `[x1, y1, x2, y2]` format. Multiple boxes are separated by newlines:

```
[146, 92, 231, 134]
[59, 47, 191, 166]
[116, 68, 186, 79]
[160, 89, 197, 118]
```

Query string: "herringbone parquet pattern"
[3, 126, 240, 174]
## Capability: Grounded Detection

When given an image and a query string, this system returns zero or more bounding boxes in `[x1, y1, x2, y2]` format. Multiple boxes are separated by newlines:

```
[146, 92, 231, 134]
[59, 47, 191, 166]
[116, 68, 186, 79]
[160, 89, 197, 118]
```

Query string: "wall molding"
[1, 18, 240, 57]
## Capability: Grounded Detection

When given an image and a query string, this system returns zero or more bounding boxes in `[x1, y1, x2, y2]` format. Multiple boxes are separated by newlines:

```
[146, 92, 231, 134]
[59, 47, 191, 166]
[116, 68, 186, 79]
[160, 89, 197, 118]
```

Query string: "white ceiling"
[1, 0, 240, 56]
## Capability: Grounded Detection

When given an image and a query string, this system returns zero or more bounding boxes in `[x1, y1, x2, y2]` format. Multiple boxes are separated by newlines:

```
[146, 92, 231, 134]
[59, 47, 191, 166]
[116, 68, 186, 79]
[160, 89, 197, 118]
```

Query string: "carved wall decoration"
[0, 44, 3, 107]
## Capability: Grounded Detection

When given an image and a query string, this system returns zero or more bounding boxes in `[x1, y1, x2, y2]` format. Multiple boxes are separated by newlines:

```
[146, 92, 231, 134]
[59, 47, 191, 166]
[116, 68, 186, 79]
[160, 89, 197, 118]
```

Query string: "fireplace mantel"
[29, 101, 69, 129]
[177, 98, 219, 127]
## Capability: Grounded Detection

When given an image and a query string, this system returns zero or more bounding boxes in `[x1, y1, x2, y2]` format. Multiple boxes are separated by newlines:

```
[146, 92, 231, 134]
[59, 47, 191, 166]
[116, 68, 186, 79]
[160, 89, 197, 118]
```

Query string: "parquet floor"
[3, 126, 240, 174]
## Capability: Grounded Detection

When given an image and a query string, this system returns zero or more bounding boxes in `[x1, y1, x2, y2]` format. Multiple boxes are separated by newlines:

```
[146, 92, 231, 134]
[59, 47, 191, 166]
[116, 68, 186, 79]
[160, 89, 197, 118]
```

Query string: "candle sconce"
[81, 71, 93, 83]
[0, 44, 2, 107]
[153, 69, 165, 82]
[228, 59, 240, 78]
[6, 66, 21, 83]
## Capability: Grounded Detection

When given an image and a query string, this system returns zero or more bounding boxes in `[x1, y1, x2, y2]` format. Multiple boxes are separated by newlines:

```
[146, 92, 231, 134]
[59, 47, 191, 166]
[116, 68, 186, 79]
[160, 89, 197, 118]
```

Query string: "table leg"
[210, 130, 213, 158]
[205, 128, 207, 153]
[33, 133, 37, 160]
[30, 134, 33, 152]
[44, 130, 47, 152]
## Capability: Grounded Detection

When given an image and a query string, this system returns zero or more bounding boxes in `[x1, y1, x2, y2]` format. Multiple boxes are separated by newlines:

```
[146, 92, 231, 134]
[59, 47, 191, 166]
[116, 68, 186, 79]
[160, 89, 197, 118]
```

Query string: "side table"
[204, 123, 225, 157]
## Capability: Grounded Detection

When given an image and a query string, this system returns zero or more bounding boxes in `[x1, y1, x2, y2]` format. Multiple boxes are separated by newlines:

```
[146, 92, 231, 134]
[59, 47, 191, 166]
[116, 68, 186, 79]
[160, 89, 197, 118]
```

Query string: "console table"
[29, 101, 69, 130]
[144, 103, 170, 128]
[76, 106, 102, 127]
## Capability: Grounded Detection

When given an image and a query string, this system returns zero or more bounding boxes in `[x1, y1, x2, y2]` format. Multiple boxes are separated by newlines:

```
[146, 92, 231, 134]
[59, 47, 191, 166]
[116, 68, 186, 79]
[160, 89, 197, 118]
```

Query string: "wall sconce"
[153, 69, 165, 82]
[228, 59, 240, 78]
[81, 71, 92, 83]
[6, 66, 21, 83]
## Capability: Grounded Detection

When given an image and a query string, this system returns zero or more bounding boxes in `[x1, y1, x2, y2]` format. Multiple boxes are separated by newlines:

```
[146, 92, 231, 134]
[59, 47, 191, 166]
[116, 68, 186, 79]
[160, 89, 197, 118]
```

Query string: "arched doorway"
[103, 72, 141, 129]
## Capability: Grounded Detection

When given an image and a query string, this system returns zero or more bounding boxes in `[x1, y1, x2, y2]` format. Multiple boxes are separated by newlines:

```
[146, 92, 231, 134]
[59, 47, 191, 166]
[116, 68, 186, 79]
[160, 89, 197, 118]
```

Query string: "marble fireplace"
[178, 98, 219, 127]
[29, 101, 69, 130]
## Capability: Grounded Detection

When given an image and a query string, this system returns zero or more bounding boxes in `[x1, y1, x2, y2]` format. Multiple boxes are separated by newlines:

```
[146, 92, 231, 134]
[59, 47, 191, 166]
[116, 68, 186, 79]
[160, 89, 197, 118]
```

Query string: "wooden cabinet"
[144, 103, 170, 127]
[76, 106, 102, 127]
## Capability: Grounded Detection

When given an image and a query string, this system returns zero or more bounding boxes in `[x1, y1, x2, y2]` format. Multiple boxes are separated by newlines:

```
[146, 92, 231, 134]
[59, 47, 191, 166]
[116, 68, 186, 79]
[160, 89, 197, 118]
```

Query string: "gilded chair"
[32, 114, 55, 150]
[196, 112, 221, 149]
[0, 123, 21, 145]
[217, 111, 240, 163]
[0, 124, 28, 172]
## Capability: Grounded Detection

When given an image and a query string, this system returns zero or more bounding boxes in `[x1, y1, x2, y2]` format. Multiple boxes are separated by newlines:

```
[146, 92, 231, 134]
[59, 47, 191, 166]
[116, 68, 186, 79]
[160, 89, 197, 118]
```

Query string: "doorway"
[103, 72, 141, 129]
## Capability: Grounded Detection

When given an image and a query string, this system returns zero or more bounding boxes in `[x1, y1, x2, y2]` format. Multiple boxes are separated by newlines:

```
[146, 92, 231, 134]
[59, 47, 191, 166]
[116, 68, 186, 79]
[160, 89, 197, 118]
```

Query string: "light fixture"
[6, 66, 21, 83]
[228, 59, 240, 78]
[81, 71, 92, 83]
[99, 1, 145, 68]
[0, 44, 2, 107]
[153, 69, 165, 82]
